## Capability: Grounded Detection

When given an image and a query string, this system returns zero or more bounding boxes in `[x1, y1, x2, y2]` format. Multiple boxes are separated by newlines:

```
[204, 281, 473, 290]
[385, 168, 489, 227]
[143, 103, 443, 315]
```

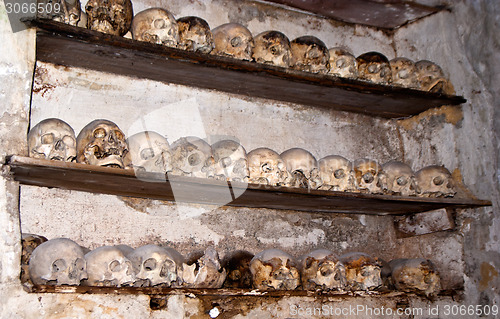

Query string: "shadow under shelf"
[6, 156, 491, 216]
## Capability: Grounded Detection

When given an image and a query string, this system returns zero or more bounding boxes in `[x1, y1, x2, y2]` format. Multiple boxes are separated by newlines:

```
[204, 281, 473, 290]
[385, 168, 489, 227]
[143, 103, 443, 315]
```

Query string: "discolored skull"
[290, 36, 329, 73]
[131, 8, 179, 47]
[353, 159, 387, 194]
[390, 57, 418, 89]
[28, 118, 76, 162]
[247, 147, 289, 186]
[128, 244, 184, 287]
[318, 155, 355, 192]
[252, 30, 292, 68]
[169, 136, 215, 178]
[211, 139, 249, 182]
[222, 250, 254, 288]
[177, 16, 214, 53]
[415, 60, 454, 94]
[357, 52, 392, 84]
[415, 165, 456, 198]
[280, 148, 322, 189]
[340, 252, 382, 292]
[38, 0, 83, 26]
[211, 23, 254, 61]
[328, 47, 358, 79]
[85, 0, 133, 36]
[21, 234, 48, 285]
[250, 248, 300, 290]
[76, 119, 131, 168]
[84, 246, 135, 287]
[382, 160, 418, 196]
[389, 258, 441, 297]
[126, 131, 171, 173]
[182, 247, 227, 288]
[29, 238, 87, 286]
[300, 249, 346, 291]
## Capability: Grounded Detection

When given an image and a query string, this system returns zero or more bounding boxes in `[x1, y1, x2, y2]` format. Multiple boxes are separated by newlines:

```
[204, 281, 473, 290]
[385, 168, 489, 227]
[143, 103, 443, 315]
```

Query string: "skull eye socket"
[62, 135, 76, 146]
[368, 64, 379, 73]
[52, 259, 68, 273]
[114, 130, 124, 141]
[188, 153, 201, 166]
[307, 47, 320, 59]
[397, 176, 408, 186]
[143, 258, 157, 271]
[110, 260, 122, 272]
[334, 169, 345, 179]
[74, 258, 86, 272]
[140, 148, 155, 160]
[41, 133, 55, 144]
[363, 172, 374, 183]
[433, 176, 444, 186]
[230, 36, 242, 47]
[221, 157, 232, 168]
[160, 260, 174, 277]
[336, 58, 346, 68]
[320, 264, 333, 277]
[93, 128, 106, 138]
[153, 19, 165, 29]
[269, 45, 280, 56]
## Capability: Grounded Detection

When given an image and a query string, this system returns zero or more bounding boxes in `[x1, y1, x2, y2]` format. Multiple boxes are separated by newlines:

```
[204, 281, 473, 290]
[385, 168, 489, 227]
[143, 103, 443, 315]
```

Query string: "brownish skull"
[290, 36, 329, 73]
[357, 52, 392, 84]
[177, 16, 214, 53]
[252, 30, 292, 68]
[131, 8, 179, 47]
[211, 23, 254, 61]
[85, 0, 133, 36]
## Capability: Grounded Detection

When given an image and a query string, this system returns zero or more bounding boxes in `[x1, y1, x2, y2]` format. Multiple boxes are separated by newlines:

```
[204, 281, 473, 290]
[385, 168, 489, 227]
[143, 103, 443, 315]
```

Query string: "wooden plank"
[25, 19, 466, 119]
[6, 156, 491, 215]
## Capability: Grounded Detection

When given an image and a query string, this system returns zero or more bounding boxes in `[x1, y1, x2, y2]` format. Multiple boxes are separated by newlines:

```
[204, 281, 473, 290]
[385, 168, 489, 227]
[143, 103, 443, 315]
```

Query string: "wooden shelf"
[6, 156, 491, 216]
[25, 19, 466, 119]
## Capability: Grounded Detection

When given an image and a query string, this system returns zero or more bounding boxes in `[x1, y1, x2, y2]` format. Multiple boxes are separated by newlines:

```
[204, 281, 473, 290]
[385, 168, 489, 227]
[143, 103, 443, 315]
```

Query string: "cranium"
[318, 155, 356, 192]
[290, 36, 329, 73]
[182, 247, 227, 288]
[28, 118, 76, 162]
[247, 147, 289, 186]
[169, 136, 215, 178]
[415, 165, 456, 198]
[389, 258, 441, 297]
[21, 234, 48, 285]
[126, 131, 171, 173]
[131, 8, 179, 47]
[128, 244, 184, 287]
[280, 148, 322, 189]
[85, 0, 133, 36]
[76, 119, 131, 168]
[328, 47, 358, 79]
[300, 249, 346, 291]
[356, 52, 392, 84]
[415, 60, 454, 94]
[211, 23, 254, 61]
[222, 250, 254, 288]
[340, 252, 382, 291]
[38, 0, 82, 26]
[250, 248, 300, 290]
[177, 16, 214, 53]
[353, 159, 386, 194]
[29, 238, 87, 285]
[252, 30, 292, 68]
[83, 246, 135, 287]
[211, 139, 249, 182]
[389, 57, 418, 89]
[382, 160, 418, 196]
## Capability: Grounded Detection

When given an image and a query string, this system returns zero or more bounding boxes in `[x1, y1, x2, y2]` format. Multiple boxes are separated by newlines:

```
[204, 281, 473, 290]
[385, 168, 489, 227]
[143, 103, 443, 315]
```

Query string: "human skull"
[252, 30, 292, 68]
[318, 155, 356, 192]
[29, 238, 87, 285]
[222, 250, 254, 288]
[415, 165, 456, 198]
[247, 147, 289, 186]
[353, 159, 387, 194]
[290, 36, 329, 73]
[211, 139, 249, 182]
[85, 0, 133, 36]
[131, 8, 179, 47]
[84, 246, 135, 287]
[328, 47, 357, 79]
[21, 234, 48, 285]
[38, 0, 82, 26]
[28, 118, 76, 162]
[250, 248, 300, 290]
[126, 131, 171, 174]
[177, 16, 214, 53]
[76, 119, 131, 168]
[128, 244, 184, 287]
[357, 52, 392, 84]
[340, 252, 382, 291]
[182, 247, 227, 288]
[280, 148, 322, 189]
[389, 258, 441, 296]
[382, 160, 418, 196]
[211, 23, 254, 61]
[415, 60, 454, 94]
[300, 249, 346, 291]
[169, 136, 215, 178]
[390, 57, 418, 89]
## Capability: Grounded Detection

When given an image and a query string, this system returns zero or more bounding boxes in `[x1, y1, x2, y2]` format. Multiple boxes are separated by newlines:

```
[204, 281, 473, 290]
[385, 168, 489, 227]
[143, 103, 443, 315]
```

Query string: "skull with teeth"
[389, 57, 418, 89]
[211, 139, 249, 182]
[353, 159, 386, 194]
[389, 258, 441, 297]
[247, 147, 290, 186]
[415, 165, 456, 198]
[126, 131, 171, 174]
[131, 8, 179, 47]
[252, 30, 292, 68]
[290, 36, 330, 73]
[280, 148, 322, 189]
[83, 246, 135, 287]
[169, 136, 215, 178]
[28, 118, 77, 162]
[39, 0, 83, 26]
[222, 250, 254, 288]
[328, 47, 358, 79]
[300, 249, 346, 291]
[415, 60, 454, 94]
[318, 155, 356, 192]
[340, 252, 382, 292]
[85, 0, 133, 36]
[382, 160, 418, 196]
[250, 248, 300, 290]
[29, 238, 87, 286]
[211, 23, 254, 61]
[76, 119, 131, 169]
[182, 247, 227, 288]
[177, 16, 214, 53]
[357, 52, 392, 84]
